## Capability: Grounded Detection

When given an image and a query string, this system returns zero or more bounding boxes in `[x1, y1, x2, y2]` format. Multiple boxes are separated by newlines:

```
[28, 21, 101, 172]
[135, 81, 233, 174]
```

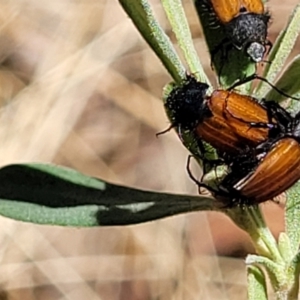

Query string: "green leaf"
[0, 163, 214, 226]
[247, 265, 268, 300]
[257, 4, 300, 99]
[119, 0, 186, 83]
[285, 181, 300, 255]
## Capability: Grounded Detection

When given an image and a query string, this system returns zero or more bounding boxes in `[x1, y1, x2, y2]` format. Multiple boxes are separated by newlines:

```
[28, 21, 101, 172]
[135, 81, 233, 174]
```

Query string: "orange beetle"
[205, 0, 271, 63]
[233, 138, 300, 203]
[210, 136, 300, 207]
[196, 89, 276, 155]
[210, 0, 264, 24]
[164, 75, 278, 157]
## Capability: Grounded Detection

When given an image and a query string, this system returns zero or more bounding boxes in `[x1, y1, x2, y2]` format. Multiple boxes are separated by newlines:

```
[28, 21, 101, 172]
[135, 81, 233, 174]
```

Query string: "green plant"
[1, 1, 300, 299]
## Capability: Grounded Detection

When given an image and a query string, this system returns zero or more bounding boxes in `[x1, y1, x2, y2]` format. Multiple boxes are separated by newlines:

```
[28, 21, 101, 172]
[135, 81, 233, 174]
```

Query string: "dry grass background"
[0, 0, 298, 299]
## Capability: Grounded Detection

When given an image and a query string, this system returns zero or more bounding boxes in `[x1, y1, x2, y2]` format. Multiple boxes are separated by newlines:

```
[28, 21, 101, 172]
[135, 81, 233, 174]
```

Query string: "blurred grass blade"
[0, 164, 213, 226]
[247, 265, 268, 300]
[285, 181, 300, 255]
[264, 55, 300, 104]
[119, 0, 185, 83]
[162, 0, 210, 85]
[257, 4, 300, 98]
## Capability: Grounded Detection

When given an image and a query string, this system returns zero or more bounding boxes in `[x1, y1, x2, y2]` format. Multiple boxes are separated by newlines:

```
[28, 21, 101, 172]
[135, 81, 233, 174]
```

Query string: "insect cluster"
[162, 0, 300, 207]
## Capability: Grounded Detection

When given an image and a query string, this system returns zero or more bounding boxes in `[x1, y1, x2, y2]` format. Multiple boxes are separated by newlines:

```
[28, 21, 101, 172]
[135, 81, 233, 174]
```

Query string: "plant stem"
[226, 206, 283, 262]
[119, 0, 186, 83]
[247, 206, 283, 262]
[161, 0, 210, 85]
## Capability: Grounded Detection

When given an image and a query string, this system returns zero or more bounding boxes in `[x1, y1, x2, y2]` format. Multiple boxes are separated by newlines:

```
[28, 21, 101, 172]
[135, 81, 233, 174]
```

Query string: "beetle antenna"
[156, 125, 174, 137]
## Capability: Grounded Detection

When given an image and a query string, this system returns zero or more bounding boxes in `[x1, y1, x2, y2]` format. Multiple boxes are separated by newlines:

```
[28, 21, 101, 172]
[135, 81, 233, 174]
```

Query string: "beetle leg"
[186, 155, 219, 194]
[247, 121, 274, 129]
[156, 124, 174, 137]
[264, 100, 293, 130]
[265, 39, 273, 55]
[228, 74, 300, 100]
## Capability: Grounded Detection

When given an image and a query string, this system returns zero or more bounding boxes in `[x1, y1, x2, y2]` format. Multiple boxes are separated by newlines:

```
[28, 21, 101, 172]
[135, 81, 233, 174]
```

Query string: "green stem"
[227, 206, 283, 262]
[248, 207, 283, 262]
[119, 0, 186, 83]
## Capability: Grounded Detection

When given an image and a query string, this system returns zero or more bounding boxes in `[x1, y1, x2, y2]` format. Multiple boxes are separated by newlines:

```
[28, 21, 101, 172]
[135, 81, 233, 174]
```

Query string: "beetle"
[163, 75, 280, 158]
[187, 137, 300, 207]
[218, 102, 300, 205]
[231, 138, 300, 204]
[204, 0, 272, 64]
[189, 109, 300, 207]
[196, 88, 277, 155]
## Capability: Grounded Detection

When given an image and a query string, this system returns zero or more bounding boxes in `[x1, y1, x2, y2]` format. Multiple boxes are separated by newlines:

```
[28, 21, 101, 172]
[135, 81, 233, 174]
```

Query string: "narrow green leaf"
[247, 265, 268, 300]
[257, 4, 300, 98]
[161, 0, 210, 85]
[119, 0, 186, 83]
[0, 164, 214, 226]
[0, 201, 100, 227]
[285, 181, 300, 255]
[24, 163, 106, 190]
